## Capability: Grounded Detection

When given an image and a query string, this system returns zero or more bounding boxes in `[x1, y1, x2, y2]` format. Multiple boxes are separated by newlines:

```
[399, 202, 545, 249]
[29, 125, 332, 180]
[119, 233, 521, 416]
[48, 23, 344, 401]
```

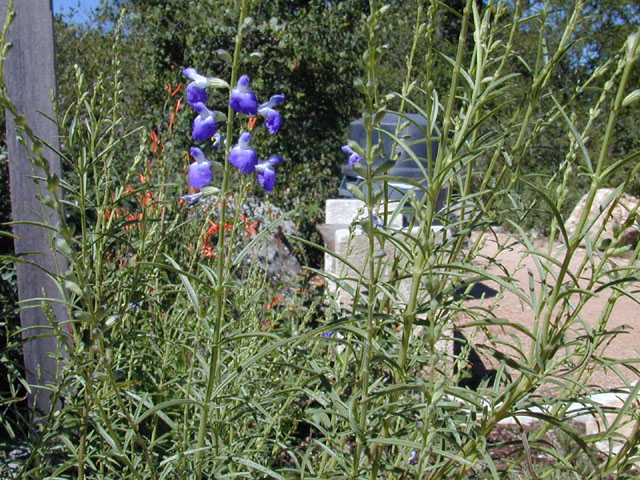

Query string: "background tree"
[50, 0, 640, 241]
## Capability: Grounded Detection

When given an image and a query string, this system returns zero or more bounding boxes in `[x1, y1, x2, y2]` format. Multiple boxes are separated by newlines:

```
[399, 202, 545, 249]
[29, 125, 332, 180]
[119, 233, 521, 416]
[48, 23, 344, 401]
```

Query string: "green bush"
[0, 0, 639, 478]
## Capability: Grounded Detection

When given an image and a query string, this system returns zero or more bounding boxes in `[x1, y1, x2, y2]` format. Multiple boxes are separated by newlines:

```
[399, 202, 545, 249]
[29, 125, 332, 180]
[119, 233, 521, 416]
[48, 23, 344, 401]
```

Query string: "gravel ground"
[457, 231, 640, 391]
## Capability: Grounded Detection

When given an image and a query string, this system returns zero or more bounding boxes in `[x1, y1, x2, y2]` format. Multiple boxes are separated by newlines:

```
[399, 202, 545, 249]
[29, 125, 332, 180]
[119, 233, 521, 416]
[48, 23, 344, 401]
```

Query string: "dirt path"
[457, 231, 640, 391]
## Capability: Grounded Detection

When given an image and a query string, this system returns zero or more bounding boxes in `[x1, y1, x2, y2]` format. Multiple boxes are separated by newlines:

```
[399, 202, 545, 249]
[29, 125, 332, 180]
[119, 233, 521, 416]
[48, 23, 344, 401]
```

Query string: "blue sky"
[53, 0, 103, 23]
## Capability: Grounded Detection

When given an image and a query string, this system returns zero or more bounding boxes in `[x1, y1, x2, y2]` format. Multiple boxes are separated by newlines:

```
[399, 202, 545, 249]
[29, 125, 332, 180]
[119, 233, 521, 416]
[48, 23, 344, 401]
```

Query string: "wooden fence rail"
[1, 0, 67, 414]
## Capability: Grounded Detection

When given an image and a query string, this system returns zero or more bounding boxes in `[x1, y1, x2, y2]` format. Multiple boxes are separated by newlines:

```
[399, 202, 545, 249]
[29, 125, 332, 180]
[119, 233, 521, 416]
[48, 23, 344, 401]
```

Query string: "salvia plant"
[1, 0, 640, 479]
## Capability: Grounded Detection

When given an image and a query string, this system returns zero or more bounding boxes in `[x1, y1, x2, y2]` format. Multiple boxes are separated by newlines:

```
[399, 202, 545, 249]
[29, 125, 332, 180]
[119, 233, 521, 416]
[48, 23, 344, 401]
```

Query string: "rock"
[185, 194, 301, 284]
[319, 198, 446, 307]
[621, 229, 640, 249]
[0, 442, 30, 477]
[240, 197, 301, 284]
[255, 228, 301, 283]
[564, 188, 640, 247]
[498, 383, 640, 454]
[570, 383, 639, 454]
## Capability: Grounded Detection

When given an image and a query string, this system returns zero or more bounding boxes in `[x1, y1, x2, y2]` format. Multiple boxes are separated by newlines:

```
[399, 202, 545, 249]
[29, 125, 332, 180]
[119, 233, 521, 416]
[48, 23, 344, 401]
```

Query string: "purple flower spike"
[229, 75, 259, 115]
[229, 132, 258, 174]
[256, 155, 283, 193]
[258, 94, 285, 134]
[342, 145, 363, 166]
[189, 147, 212, 189]
[192, 102, 217, 142]
[183, 67, 209, 107]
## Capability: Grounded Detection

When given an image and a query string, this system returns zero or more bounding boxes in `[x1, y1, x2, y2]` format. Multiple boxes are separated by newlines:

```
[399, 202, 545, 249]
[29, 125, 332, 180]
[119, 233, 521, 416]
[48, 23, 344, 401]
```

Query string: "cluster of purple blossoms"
[341, 144, 363, 166]
[181, 69, 285, 197]
[229, 75, 286, 138]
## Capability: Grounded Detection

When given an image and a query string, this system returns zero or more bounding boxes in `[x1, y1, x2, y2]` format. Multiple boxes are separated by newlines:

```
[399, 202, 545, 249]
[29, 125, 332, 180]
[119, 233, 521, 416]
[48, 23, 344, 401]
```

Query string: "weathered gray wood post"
[1, 0, 67, 414]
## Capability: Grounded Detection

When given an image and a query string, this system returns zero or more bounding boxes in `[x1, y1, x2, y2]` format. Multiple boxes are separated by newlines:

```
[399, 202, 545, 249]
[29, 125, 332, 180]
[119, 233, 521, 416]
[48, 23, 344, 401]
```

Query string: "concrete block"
[323, 227, 398, 307]
[325, 199, 404, 227]
[325, 199, 365, 225]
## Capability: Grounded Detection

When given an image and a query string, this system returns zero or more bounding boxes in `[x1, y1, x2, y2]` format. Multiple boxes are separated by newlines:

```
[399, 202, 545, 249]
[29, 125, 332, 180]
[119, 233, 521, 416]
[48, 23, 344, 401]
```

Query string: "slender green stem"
[77, 389, 89, 480]
[352, 2, 384, 477]
[195, 1, 250, 477]
[440, 0, 473, 166]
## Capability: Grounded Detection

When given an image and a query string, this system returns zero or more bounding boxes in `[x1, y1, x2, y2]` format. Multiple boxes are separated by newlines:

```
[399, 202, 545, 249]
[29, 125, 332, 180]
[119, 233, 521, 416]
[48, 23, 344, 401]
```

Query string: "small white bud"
[622, 89, 640, 108]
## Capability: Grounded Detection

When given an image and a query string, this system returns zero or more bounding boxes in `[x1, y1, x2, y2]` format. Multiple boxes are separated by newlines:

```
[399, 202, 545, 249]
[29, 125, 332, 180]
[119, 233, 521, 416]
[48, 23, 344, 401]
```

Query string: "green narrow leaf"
[233, 458, 285, 480]
[521, 179, 570, 248]
[247, 51, 264, 63]
[64, 280, 84, 298]
[369, 437, 421, 449]
[550, 94, 592, 173]
[436, 50, 475, 90]
[511, 410, 602, 474]
[206, 77, 230, 89]
[130, 397, 198, 428]
[165, 255, 200, 316]
[346, 182, 366, 202]
[348, 395, 366, 439]
[216, 48, 232, 63]
[622, 88, 640, 107]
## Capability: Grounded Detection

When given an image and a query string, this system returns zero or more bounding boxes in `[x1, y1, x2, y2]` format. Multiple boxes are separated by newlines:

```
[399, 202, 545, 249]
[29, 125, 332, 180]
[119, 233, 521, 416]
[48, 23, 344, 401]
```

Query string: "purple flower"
[256, 155, 283, 193]
[372, 215, 383, 227]
[229, 132, 258, 174]
[189, 147, 212, 189]
[212, 132, 224, 148]
[229, 75, 259, 115]
[192, 102, 217, 142]
[180, 192, 202, 206]
[183, 67, 209, 107]
[258, 94, 285, 134]
[321, 331, 335, 338]
[342, 145, 363, 166]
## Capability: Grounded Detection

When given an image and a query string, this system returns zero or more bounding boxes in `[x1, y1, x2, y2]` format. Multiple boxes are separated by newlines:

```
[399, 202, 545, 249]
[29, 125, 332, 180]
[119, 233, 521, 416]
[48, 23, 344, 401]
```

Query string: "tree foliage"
[52, 0, 640, 239]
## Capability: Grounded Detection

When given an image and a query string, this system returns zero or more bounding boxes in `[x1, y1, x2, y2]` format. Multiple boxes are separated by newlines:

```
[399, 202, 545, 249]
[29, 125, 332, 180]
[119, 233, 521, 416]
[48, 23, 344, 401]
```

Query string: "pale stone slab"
[575, 387, 639, 454]
[325, 199, 365, 225]
[324, 227, 398, 307]
[565, 188, 640, 247]
[498, 383, 639, 454]
[325, 199, 404, 227]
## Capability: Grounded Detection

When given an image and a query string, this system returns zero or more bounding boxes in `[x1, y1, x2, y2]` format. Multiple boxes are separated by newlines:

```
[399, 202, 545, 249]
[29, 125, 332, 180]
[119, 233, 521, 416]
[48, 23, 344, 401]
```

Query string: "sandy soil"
[456, 231, 640, 391]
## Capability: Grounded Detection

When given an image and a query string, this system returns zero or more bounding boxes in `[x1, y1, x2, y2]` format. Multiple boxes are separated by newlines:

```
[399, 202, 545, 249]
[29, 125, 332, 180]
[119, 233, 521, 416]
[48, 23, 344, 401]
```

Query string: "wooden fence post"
[1, 0, 67, 414]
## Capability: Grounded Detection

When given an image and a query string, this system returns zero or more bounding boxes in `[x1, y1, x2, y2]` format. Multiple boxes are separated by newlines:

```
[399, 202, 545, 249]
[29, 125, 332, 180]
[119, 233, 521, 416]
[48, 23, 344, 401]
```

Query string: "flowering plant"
[181, 69, 285, 197]
[7, 1, 640, 479]
[175, 5, 289, 477]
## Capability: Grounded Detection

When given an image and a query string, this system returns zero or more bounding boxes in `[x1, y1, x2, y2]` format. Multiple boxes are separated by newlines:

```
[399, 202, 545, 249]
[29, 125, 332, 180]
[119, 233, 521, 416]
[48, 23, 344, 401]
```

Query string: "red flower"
[142, 192, 154, 208]
[239, 214, 258, 237]
[245, 220, 259, 237]
[171, 83, 183, 96]
[201, 240, 215, 258]
[169, 98, 182, 134]
[266, 296, 283, 310]
[205, 221, 220, 239]
[150, 130, 163, 155]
